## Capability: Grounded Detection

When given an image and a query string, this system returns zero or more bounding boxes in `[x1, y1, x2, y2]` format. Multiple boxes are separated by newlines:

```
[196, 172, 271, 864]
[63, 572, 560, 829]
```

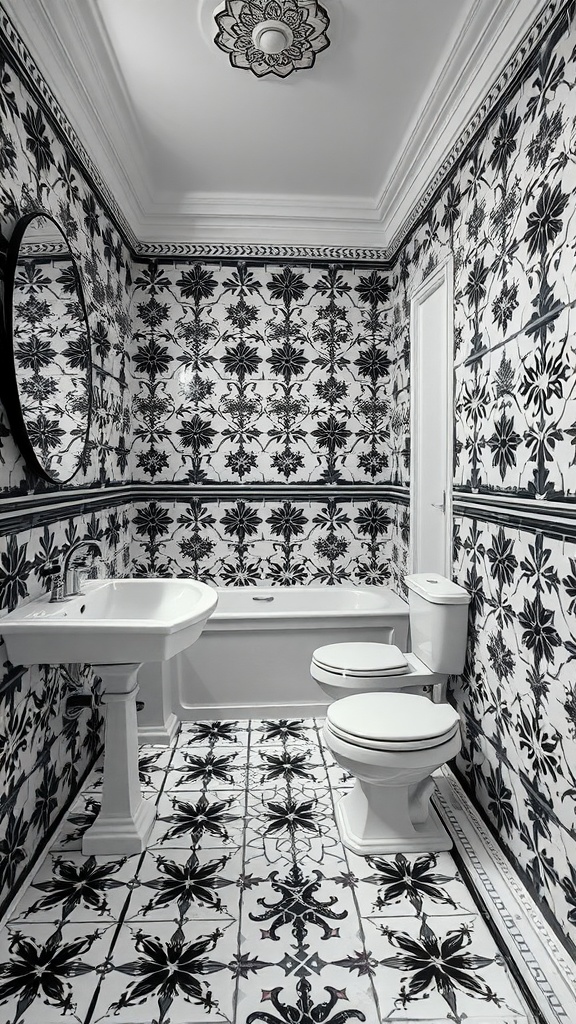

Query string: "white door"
[410, 258, 453, 576]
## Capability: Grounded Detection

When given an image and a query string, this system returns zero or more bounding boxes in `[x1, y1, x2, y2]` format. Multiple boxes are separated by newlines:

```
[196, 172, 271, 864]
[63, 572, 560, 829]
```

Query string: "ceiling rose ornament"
[214, 0, 330, 78]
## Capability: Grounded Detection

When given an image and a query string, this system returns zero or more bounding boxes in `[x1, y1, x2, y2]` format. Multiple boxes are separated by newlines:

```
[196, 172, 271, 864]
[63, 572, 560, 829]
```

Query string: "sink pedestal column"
[82, 663, 156, 855]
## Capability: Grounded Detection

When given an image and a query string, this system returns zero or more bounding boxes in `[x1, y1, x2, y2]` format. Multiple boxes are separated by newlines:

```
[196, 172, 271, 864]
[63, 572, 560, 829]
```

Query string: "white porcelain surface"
[0, 577, 218, 665]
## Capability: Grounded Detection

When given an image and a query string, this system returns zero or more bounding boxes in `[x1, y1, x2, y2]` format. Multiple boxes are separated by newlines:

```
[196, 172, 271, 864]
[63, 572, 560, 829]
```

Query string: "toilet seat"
[326, 692, 460, 752]
[312, 642, 409, 677]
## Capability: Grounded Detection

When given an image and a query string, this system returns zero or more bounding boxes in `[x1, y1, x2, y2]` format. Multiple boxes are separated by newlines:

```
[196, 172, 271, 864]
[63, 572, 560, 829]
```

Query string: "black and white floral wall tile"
[128, 261, 400, 486]
[451, 515, 576, 953]
[0, 49, 132, 495]
[0, 508, 131, 915]
[128, 496, 408, 587]
[383, 4, 576, 953]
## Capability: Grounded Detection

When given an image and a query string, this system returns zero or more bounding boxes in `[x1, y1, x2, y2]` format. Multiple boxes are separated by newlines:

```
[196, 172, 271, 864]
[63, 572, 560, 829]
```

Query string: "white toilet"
[310, 573, 470, 856]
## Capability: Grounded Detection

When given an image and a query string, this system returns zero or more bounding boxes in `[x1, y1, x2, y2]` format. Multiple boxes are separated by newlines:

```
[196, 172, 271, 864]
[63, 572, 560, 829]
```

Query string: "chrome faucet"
[61, 539, 103, 598]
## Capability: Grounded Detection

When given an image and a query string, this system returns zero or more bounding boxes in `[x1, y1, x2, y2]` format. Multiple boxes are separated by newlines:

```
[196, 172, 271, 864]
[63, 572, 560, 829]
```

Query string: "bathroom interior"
[0, 0, 576, 1021]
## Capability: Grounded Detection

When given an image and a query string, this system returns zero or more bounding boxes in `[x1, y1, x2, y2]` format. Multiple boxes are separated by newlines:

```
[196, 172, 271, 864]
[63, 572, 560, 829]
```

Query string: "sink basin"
[0, 577, 218, 665]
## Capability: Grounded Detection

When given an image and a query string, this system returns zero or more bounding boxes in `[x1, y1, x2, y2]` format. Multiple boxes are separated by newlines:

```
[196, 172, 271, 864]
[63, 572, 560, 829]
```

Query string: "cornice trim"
[133, 241, 390, 264]
[386, 0, 564, 260]
[0, 2, 138, 250]
[0, 0, 570, 259]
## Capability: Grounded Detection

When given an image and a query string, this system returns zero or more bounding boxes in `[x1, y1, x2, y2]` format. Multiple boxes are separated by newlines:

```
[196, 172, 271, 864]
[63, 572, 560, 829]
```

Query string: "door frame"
[409, 254, 454, 576]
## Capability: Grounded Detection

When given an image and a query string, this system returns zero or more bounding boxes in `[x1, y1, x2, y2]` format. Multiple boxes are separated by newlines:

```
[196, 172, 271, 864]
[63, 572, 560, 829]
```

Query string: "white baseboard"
[434, 768, 576, 1024]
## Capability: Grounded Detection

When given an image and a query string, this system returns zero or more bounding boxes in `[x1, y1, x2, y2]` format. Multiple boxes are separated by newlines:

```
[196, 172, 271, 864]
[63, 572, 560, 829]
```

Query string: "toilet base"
[334, 780, 453, 856]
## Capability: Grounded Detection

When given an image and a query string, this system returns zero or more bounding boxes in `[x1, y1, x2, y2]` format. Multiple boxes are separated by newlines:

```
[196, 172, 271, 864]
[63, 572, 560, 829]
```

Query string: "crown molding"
[382, 0, 557, 257]
[0, 0, 565, 256]
[138, 188, 387, 249]
[1, 0, 150, 244]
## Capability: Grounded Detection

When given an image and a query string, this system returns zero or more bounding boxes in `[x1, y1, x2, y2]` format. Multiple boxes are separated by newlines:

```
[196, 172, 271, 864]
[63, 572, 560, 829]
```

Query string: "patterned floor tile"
[149, 789, 247, 849]
[247, 744, 325, 789]
[178, 720, 250, 748]
[366, 912, 529, 1020]
[244, 785, 342, 864]
[345, 849, 480, 918]
[125, 845, 243, 922]
[249, 718, 321, 750]
[0, 921, 115, 1024]
[242, 853, 359, 932]
[0, 718, 532, 1024]
[89, 918, 237, 1023]
[7, 852, 140, 924]
[165, 744, 249, 792]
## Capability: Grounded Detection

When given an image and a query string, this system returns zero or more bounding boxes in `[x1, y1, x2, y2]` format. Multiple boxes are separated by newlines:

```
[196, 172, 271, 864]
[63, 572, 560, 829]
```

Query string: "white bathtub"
[135, 585, 408, 733]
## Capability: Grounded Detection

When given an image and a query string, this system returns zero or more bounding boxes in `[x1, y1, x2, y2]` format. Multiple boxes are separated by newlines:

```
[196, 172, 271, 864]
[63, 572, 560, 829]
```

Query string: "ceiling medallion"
[214, 1, 330, 78]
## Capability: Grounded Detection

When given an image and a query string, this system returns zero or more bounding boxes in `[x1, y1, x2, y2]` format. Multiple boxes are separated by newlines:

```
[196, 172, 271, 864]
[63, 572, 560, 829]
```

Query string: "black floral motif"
[21, 104, 54, 175]
[111, 925, 224, 1021]
[380, 918, 502, 1017]
[172, 750, 241, 787]
[258, 750, 317, 782]
[258, 720, 307, 742]
[159, 794, 239, 845]
[363, 853, 457, 915]
[525, 182, 569, 258]
[0, 537, 34, 612]
[0, 926, 96, 1018]
[141, 851, 234, 917]
[263, 797, 320, 838]
[25, 856, 126, 920]
[267, 267, 309, 305]
[517, 595, 562, 666]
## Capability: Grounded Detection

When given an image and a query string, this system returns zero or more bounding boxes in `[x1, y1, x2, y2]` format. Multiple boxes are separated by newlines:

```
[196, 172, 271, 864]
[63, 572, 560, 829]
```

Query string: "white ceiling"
[6, 0, 549, 249]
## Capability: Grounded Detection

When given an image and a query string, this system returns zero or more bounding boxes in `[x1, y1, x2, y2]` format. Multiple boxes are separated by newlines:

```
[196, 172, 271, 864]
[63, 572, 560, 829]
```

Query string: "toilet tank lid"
[405, 573, 470, 605]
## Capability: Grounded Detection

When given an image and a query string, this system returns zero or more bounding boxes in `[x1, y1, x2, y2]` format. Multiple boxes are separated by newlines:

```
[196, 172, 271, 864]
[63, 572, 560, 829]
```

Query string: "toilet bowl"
[323, 691, 461, 855]
[311, 573, 470, 855]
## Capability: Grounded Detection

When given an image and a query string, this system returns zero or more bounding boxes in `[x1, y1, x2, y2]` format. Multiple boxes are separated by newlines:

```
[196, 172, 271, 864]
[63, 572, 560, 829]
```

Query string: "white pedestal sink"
[0, 578, 218, 855]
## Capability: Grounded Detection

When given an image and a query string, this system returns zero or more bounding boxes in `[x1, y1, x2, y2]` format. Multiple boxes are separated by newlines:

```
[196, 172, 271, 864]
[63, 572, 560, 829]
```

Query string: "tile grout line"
[312, 716, 384, 1023]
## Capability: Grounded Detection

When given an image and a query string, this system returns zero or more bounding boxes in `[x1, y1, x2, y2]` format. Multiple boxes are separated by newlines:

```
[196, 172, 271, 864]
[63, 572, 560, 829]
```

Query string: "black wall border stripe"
[454, 492, 576, 542]
[0, 483, 411, 536]
[3, 484, 576, 539]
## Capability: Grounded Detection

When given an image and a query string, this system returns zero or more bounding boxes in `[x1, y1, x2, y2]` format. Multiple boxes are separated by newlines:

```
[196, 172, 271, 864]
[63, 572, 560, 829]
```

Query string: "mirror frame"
[0, 211, 93, 485]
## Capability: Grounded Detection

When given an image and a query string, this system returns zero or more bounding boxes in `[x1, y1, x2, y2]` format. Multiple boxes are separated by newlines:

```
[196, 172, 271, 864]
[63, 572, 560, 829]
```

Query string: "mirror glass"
[1, 212, 92, 484]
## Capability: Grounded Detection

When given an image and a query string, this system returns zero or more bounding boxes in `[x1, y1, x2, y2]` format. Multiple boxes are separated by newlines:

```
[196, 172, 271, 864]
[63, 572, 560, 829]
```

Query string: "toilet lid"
[326, 692, 460, 749]
[312, 643, 409, 677]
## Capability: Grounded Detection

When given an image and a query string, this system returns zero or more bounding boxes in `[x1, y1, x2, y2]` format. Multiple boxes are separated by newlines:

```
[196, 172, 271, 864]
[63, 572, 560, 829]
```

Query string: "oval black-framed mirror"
[0, 211, 93, 485]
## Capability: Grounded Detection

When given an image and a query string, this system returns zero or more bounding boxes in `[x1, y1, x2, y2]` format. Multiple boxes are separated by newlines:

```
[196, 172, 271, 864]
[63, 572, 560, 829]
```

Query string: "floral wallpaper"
[130, 496, 408, 589]
[386, 1, 576, 955]
[128, 258, 409, 586]
[129, 261, 403, 486]
[0, 39, 132, 916]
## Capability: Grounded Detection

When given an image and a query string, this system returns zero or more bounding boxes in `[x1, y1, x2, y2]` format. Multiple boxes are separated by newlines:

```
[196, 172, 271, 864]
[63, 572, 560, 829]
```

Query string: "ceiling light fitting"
[214, 0, 330, 78]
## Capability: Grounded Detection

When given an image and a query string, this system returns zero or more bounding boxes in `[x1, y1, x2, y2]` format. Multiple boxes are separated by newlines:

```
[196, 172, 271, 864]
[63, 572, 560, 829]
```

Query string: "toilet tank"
[405, 573, 470, 674]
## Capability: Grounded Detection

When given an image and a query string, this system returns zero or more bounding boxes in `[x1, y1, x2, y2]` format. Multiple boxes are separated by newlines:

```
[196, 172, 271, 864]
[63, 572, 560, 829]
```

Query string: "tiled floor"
[0, 719, 532, 1024]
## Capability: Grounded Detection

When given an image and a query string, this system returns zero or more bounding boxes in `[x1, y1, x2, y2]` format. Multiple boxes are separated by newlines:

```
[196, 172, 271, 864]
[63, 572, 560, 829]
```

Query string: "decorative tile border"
[435, 768, 576, 1024]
